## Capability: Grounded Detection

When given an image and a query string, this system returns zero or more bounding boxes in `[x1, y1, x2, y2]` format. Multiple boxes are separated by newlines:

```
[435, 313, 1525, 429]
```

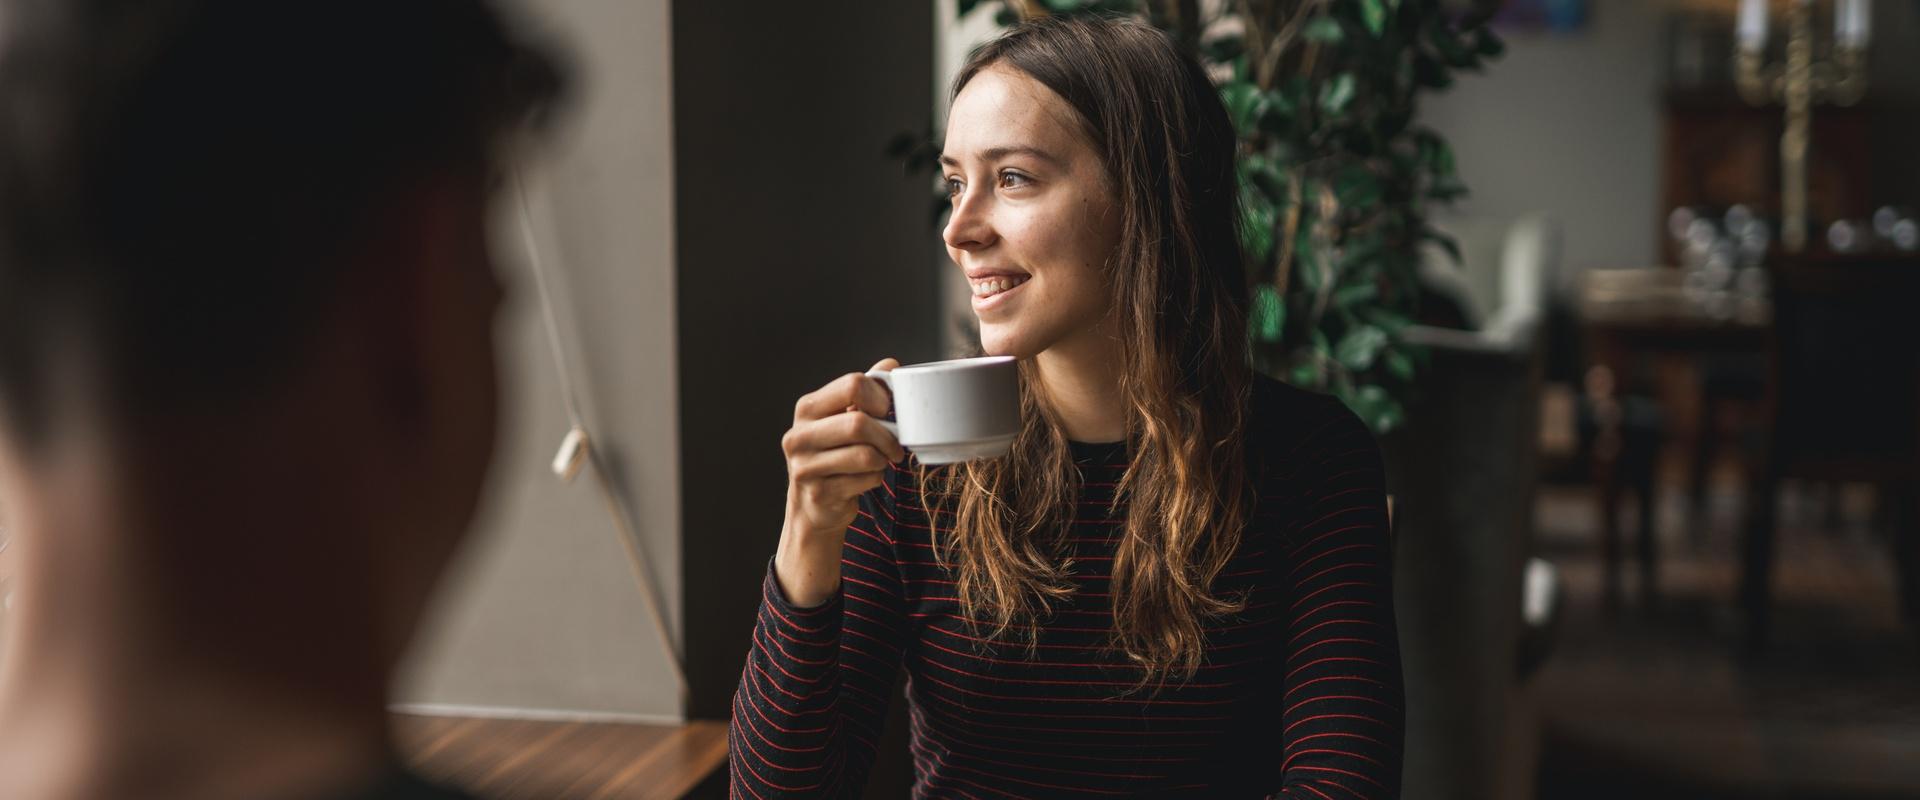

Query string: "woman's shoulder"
[1246, 372, 1380, 473]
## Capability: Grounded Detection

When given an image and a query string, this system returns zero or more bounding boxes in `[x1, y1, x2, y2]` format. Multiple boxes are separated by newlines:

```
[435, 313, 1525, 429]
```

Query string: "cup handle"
[863, 367, 900, 439]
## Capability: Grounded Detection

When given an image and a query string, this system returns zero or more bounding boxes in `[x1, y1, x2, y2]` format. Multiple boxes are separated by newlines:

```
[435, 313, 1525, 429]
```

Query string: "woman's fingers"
[789, 442, 894, 482]
[799, 471, 888, 507]
[794, 367, 894, 423]
[778, 361, 905, 544]
[782, 409, 904, 463]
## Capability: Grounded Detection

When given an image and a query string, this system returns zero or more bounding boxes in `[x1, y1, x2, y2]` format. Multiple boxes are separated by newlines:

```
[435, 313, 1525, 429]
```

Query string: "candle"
[1738, 0, 1768, 51]
[1837, 0, 1871, 50]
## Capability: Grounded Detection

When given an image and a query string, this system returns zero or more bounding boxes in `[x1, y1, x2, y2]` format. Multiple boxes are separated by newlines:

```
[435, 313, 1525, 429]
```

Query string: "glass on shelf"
[1667, 204, 1775, 322]
[1871, 206, 1918, 252]
[1668, 206, 1700, 242]
[1827, 219, 1870, 254]
[1892, 220, 1919, 252]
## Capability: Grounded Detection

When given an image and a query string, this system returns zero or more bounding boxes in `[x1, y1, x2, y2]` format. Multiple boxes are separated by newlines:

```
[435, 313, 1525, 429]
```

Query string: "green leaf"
[1374, 396, 1406, 432]
[1288, 359, 1323, 389]
[1303, 15, 1344, 44]
[1428, 24, 1476, 68]
[1205, 35, 1247, 66]
[1240, 182, 1277, 264]
[1277, 76, 1310, 116]
[1430, 138, 1456, 177]
[1309, 327, 1333, 360]
[1386, 348, 1415, 382]
[1335, 326, 1390, 370]
[1296, 239, 1325, 292]
[1412, 52, 1452, 89]
[1473, 28, 1506, 58]
[1220, 81, 1265, 135]
[1244, 224, 1274, 266]
[1423, 227, 1463, 265]
[1338, 235, 1387, 284]
[958, 0, 985, 17]
[1244, 154, 1289, 199]
[1249, 284, 1286, 343]
[1333, 163, 1382, 208]
[1319, 72, 1356, 115]
[1334, 281, 1379, 309]
[1344, 384, 1403, 432]
[1362, 307, 1414, 334]
[1360, 0, 1387, 37]
[1428, 174, 1468, 203]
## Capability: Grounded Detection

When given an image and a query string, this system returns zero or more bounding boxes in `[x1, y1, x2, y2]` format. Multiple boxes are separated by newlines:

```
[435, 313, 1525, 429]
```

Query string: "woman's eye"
[999, 171, 1031, 189]
[944, 177, 965, 199]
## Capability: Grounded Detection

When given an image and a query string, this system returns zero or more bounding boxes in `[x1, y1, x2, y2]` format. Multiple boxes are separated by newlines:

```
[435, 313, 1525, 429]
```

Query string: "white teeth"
[971, 275, 1028, 298]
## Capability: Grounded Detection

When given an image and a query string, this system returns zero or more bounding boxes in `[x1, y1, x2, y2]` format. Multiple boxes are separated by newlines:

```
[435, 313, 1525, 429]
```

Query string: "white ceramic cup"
[864, 356, 1020, 464]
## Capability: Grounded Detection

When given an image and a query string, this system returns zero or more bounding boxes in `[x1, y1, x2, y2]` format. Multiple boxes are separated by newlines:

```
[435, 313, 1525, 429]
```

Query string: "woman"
[732, 15, 1402, 798]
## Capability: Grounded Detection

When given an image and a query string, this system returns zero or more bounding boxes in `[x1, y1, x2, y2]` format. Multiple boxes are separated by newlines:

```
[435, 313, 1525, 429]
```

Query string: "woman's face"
[942, 65, 1121, 360]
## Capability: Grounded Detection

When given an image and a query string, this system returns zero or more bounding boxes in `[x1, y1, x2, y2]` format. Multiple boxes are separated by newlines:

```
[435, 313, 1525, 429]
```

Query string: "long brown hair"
[927, 15, 1253, 688]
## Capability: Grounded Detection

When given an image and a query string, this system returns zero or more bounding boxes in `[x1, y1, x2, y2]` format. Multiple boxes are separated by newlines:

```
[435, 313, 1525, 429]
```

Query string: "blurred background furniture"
[1740, 252, 1920, 653]
[1387, 212, 1560, 800]
[1578, 266, 1771, 608]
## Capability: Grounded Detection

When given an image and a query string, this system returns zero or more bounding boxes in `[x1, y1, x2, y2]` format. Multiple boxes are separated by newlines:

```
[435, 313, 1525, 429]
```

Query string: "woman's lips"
[970, 274, 1030, 314]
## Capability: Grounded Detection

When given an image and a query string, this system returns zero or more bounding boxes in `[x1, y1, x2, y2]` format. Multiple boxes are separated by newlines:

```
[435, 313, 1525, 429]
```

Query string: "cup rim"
[893, 355, 1016, 375]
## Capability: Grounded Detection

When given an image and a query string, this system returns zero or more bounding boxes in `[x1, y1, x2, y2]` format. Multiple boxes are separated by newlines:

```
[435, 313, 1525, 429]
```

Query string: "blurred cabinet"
[1659, 90, 1874, 264]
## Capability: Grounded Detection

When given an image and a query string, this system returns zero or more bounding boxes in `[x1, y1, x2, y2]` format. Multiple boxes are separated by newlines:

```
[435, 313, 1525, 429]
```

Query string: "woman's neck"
[1031, 324, 1127, 444]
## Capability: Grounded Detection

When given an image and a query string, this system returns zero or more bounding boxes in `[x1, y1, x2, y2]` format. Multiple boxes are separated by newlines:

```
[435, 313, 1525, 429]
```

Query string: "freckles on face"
[941, 66, 1121, 359]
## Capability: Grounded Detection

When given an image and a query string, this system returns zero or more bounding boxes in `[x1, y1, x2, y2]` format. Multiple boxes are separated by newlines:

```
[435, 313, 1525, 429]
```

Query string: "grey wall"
[1420, 0, 1666, 306]
[673, 3, 939, 721]
[396, 0, 685, 721]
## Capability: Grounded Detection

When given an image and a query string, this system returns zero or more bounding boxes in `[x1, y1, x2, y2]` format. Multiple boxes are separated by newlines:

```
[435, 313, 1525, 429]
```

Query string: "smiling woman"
[732, 14, 1404, 799]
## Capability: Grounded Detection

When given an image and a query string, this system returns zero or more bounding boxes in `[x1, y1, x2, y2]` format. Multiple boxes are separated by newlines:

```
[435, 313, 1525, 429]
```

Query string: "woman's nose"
[942, 189, 996, 252]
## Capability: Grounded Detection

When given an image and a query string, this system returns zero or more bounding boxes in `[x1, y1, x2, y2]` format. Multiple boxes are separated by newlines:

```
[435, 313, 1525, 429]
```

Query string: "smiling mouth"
[970, 274, 1031, 299]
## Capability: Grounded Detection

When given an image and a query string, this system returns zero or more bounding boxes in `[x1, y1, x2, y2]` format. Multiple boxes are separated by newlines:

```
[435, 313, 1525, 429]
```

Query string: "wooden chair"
[1388, 213, 1555, 800]
[1741, 253, 1920, 653]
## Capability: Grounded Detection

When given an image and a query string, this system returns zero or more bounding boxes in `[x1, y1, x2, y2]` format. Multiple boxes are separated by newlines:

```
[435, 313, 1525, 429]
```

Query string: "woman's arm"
[1274, 399, 1406, 799]
[730, 482, 909, 798]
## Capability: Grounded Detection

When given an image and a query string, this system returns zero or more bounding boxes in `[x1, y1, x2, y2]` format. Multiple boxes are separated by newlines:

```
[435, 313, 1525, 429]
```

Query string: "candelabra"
[1735, 0, 1870, 253]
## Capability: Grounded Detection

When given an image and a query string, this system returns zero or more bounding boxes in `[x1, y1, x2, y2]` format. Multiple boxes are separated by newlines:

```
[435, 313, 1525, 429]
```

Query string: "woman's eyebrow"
[938, 145, 1064, 168]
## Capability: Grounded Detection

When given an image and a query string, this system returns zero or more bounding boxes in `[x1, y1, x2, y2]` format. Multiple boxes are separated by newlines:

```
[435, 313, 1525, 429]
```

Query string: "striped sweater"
[731, 376, 1404, 798]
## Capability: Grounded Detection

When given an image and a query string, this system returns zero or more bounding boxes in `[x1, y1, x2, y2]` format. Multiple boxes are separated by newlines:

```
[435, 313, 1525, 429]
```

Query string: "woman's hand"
[773, 358, 904, 607]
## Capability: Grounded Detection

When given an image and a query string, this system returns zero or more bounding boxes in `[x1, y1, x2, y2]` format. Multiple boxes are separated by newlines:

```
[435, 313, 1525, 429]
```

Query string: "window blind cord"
[513, 173, 691, 712]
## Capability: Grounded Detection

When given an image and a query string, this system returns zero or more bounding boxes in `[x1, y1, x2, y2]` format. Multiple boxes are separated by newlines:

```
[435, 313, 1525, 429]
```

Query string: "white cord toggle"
[551, 425, 590, 482]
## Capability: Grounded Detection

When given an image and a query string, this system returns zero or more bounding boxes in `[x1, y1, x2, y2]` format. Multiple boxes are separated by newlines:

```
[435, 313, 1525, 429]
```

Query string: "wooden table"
[394, 714, 728, 799]
[1579, 267, 1771, 608]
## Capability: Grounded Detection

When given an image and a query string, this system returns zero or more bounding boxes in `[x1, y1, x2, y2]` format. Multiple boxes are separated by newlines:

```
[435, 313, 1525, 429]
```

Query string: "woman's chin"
[976, 329, 1033, 359]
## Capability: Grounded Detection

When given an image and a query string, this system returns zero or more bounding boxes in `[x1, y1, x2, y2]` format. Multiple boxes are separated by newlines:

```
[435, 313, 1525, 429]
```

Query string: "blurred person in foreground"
[0, 1, 563, 797]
